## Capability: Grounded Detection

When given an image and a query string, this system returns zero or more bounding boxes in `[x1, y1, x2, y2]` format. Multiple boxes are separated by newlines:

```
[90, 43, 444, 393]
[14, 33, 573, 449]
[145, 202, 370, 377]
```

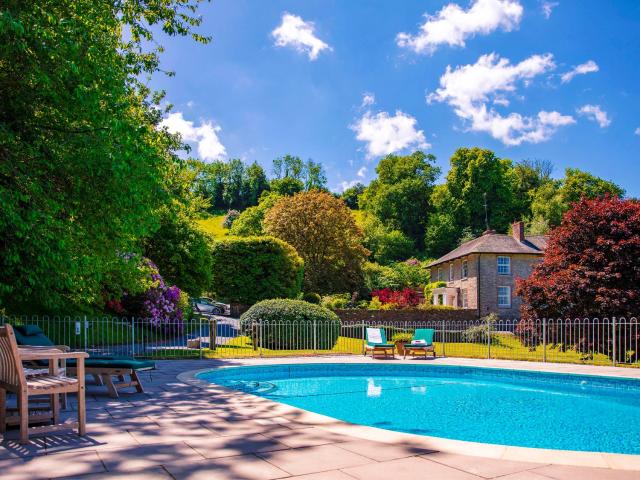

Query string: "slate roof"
[427, 232, 547, 267]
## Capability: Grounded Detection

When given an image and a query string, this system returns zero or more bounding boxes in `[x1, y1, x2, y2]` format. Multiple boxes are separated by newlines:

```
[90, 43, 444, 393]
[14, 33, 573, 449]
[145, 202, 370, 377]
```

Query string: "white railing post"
[441, 320, 446, 357]
[612, 317, 617, 366]
[131, 318, 135, 357]
[361, 322, 365, 355]
[199, 316, 203, 359]
[486, 316, 491, 359]
[313, 320, 317, 353]
[259, 320, 263, 358]
[542, 318, 547, 363]
[83, 315, 88, 352]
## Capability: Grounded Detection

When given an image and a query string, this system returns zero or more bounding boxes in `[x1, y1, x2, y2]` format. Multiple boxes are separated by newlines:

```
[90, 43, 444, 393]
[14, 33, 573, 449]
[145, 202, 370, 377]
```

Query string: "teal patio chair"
[364, 327, 395, 359]
[403, 328, 436, 359]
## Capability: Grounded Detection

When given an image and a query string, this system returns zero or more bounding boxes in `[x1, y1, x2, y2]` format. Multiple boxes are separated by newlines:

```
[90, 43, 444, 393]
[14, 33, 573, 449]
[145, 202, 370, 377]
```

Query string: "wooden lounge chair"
[66, 357, 154, 398]
[403, 328, 436, 359]
[0, 325, 87, 444]
[364, 327, 395, 359]
[12, 324, 155, 399]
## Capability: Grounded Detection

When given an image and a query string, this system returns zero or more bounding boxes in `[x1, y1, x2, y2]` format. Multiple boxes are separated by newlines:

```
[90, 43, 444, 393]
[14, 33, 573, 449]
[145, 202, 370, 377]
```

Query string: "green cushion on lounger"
[409, 328, 434, 346]
[12, 324, 155, 371]
[66, 357, 156, 370]
[13, 325, 55, 347]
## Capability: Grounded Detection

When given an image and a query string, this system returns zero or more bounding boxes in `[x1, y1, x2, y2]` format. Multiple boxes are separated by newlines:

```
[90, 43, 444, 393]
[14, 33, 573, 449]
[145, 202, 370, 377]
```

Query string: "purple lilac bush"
[140, 260, 184, 332]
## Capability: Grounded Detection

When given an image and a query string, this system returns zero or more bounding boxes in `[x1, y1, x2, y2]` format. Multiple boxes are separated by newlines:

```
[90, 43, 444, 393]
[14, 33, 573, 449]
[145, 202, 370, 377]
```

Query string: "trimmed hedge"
[210, 236, 303, 305]
[302, 292, 321, 304]
[239, 299, 341, 350]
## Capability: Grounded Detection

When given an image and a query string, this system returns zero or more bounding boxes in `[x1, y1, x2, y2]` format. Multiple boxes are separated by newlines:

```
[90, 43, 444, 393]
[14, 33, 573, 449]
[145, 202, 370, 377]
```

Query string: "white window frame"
[449, 264, 454, 281]
[461, 289, 468, 308]
[461, 260, 468, 279]
[437, 268, 442, 282]
[497, 286, 511, 308]
[497, 256, 511, 275]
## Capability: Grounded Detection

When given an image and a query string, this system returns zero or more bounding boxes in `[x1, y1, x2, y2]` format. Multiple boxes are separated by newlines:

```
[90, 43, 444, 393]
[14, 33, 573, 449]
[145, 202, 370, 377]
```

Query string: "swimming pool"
[197, 363, 640, 455]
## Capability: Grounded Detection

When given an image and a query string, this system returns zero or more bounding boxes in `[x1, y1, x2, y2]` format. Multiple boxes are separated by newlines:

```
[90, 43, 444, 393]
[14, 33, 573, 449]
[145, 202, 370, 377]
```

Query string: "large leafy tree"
[271, 155, 327, 192]
[516, 197, 640, 361]
[444, 147, 519, 234]
[425, 148, 519, 257]
[0, 0, 209, 311]
[190, 159, 269, 211]
[341, 182, 365, 209]
[142, 214, 213, 297]
[529, 168, 625, 231]
[264, 191, 369, 294]
[360, 151, 440, 249]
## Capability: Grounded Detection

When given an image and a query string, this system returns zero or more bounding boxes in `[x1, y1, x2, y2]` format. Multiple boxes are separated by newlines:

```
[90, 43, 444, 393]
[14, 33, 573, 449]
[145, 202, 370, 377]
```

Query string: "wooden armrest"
[54, 345, 71, 352]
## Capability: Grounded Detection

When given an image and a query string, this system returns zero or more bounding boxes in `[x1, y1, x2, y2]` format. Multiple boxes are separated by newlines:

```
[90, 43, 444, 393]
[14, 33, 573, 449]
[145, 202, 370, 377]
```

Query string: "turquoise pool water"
[197, 364, 640, 455]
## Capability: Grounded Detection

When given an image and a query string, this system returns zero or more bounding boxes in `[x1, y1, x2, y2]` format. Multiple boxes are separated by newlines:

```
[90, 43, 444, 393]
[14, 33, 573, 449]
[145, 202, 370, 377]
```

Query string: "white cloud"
[396, 0, 523, 54]
[357, 166, 367, 178]
[577, 104, 611, 128]
[428, 52, 575, 145]
[361, 93, 375, 107]
[560, 60, 599, 83]
[160, 112, 227, 161]
[635, 127, 640, 136]
[339, 180, 361, 192]
[272, 13, 331, 60]
[351, 110, 430, 158]
[541, 1, 559, 19]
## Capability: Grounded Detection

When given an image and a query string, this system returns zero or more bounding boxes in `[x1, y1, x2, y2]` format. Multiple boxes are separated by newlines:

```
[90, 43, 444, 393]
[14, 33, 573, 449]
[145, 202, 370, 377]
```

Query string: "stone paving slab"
[0, 357, 639, 479]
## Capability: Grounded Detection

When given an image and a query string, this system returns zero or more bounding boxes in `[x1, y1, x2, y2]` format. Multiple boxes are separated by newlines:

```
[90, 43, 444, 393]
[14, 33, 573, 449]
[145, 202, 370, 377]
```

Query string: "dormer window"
[461, 260, 468, 279]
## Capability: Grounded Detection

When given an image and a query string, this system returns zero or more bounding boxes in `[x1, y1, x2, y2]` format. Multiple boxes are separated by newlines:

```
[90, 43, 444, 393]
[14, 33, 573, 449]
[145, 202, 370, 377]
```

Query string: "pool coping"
[177, 357, 640, 472]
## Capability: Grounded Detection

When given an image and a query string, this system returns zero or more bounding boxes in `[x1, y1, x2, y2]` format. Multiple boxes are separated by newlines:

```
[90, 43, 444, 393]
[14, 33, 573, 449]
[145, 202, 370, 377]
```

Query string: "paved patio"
[1, 357, 639, 480]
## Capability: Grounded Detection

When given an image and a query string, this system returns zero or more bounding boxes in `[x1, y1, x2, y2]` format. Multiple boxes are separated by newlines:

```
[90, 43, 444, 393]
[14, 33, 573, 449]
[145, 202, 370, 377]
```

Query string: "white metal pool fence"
[1, 315, 638, 367]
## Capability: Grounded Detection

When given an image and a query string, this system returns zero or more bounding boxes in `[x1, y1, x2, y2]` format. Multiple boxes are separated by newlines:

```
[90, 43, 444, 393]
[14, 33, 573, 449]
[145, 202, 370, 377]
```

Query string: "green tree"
[229, 192, 282, 237]
[269, 177, 305, 196]
[341, 183, 366, 209]
[360, 151, 440, 249]
[361, 214, 415, 265]
[529, 168, 624, 231]
[303, 159, 327, 191]
[444, 147, 519, 235]
[210, 237, 304, 305]
[142, 213, 213, 297]
[512, 159, 553, 218]
[244, 161, 269, 207]
[273, 154, 304, 180]
[0, 0, 209, 312]
[264, 191, 369, 294]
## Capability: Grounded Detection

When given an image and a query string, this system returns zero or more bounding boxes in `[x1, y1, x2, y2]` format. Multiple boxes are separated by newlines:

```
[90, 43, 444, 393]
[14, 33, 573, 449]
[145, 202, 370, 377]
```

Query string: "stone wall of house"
[430, 253, 479, 311]
[476, 253, 542, 318]
[334, 308, 479, 324]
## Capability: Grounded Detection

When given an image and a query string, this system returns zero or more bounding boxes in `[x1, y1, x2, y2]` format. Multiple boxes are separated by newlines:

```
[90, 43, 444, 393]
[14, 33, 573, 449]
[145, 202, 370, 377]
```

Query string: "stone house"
[427, 222, 547, 318]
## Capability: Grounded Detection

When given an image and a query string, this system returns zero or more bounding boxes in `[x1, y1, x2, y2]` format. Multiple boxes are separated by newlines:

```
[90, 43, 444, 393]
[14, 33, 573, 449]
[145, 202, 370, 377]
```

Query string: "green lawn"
[196, 214, 228, 238]
[203, 333, 630, 367]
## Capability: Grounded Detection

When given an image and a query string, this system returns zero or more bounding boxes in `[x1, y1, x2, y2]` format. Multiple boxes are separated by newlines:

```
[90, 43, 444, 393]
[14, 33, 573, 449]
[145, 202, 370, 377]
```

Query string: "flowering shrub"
[108, 258, 187, 334]
[139, 260, 184, 332]
[223, 209, 241, 229]
[370, 288, 420, 308]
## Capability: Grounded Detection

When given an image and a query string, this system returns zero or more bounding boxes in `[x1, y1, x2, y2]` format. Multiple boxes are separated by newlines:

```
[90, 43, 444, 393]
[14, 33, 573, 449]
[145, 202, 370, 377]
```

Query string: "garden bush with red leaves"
[516, 196, 640, 360]
[371, 287, 420, 308]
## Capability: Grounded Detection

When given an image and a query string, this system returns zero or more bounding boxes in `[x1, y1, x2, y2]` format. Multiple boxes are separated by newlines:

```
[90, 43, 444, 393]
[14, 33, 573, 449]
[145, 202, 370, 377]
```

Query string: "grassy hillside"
[197, 214, 228, 239]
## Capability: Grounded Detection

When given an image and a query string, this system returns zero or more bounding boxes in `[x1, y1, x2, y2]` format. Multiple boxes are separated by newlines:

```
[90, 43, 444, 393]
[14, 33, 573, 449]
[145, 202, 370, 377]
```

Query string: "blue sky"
[154, 0, 640, 196]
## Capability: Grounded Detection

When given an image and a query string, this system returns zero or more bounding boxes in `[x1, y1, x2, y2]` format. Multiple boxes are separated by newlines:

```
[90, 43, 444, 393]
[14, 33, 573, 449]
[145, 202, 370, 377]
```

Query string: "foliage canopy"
[264, 190, 369, 294]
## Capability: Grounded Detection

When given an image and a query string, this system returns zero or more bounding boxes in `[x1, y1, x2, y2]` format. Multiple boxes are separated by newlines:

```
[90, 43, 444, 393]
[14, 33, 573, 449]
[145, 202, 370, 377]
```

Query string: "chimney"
[512, 221, 525, 243]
